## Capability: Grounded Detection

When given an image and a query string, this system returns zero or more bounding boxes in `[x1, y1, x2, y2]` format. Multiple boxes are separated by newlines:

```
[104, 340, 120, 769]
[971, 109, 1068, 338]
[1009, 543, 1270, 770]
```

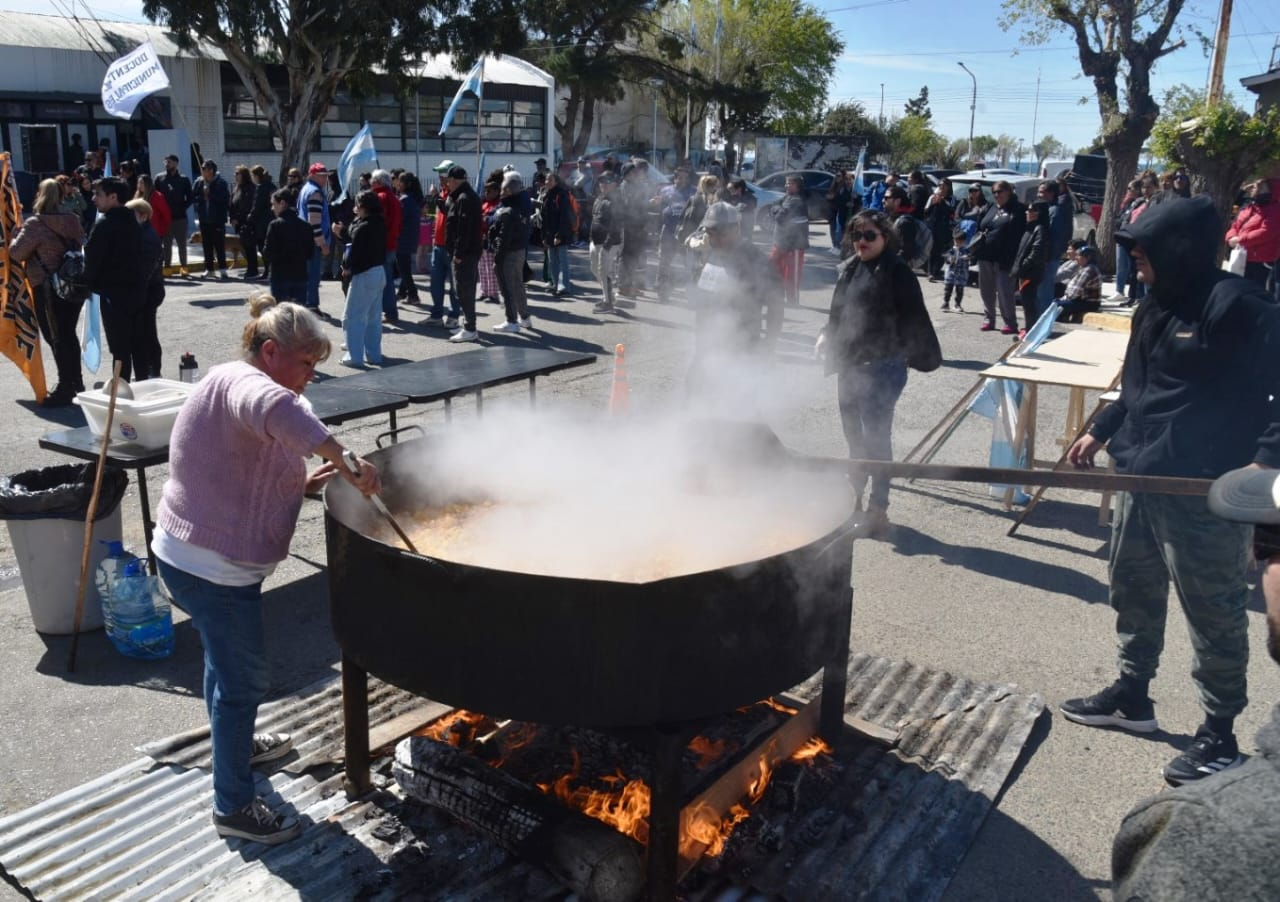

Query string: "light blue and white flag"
[439, 58, 485, 136]
[337, 122, 378, 202]
[81, 294, 103, 374]
[851, 145, 867, 196]
[967, 301, 1062, 500]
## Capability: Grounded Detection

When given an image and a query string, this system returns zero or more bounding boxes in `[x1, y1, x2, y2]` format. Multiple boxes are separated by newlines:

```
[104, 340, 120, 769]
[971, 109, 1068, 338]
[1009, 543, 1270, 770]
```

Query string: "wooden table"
[979, 329, 1128, 473]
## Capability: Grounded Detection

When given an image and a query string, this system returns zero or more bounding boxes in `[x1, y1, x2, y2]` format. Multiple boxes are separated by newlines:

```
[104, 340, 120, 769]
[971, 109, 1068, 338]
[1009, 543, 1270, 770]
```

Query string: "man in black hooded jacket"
[1063, 194, 1280, 786]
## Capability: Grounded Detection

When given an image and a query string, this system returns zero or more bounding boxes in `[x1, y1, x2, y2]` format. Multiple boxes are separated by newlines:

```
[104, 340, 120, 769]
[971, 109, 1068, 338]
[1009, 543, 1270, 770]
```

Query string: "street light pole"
[958, 61, 976, 164]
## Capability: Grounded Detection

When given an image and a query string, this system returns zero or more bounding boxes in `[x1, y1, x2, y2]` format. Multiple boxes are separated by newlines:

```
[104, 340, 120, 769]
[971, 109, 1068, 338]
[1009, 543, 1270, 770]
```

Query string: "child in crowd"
[942, 229, 970, 312]
[1054, 239, 1087, 296]
[1059, 245, 1103, 323]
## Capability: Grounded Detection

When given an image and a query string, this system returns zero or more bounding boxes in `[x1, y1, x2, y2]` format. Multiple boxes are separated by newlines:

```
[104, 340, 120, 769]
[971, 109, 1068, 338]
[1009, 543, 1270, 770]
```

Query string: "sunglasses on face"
[851, 230, 882, 243]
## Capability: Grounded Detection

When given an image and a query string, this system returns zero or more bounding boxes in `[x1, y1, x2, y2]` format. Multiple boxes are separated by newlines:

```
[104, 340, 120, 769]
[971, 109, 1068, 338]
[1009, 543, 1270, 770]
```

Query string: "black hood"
[1116, 194, 1221, 308]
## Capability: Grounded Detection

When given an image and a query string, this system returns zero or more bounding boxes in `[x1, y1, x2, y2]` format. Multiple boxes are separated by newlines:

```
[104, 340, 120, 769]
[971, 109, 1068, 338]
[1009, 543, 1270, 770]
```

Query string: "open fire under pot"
[324, 424, 858, 900]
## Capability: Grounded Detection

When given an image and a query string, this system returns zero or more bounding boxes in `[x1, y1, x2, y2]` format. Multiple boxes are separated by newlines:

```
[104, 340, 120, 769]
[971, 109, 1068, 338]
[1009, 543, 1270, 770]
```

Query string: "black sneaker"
[1059, 681, 1158, 733]
[250, 732, 293, 766]
[1163, 730, 1243, 786]
[213, 797, 302, 845]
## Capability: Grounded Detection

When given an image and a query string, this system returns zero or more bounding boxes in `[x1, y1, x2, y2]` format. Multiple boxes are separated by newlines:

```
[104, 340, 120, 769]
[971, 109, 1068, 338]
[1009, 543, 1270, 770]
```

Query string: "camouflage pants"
[1110, 491, 1251, 719]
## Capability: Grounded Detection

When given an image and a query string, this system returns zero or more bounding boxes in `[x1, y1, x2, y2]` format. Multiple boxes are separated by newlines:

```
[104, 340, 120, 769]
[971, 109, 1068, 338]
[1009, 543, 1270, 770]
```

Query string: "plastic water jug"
[99, 551, 174, 659]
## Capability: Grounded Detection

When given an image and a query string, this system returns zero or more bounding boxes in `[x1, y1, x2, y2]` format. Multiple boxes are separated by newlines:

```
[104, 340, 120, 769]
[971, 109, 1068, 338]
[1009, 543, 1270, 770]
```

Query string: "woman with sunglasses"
[815, 210, 941, 538]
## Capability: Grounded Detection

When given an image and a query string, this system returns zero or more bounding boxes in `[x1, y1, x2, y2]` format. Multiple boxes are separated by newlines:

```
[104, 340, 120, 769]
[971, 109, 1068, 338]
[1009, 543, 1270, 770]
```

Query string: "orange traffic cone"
[609, 343, 629, 415]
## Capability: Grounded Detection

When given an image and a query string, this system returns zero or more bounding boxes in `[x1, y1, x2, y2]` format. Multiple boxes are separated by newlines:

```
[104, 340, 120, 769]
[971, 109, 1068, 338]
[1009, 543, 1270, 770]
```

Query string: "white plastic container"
[6, 505, 122, 633]
[74, 379, 193, 449]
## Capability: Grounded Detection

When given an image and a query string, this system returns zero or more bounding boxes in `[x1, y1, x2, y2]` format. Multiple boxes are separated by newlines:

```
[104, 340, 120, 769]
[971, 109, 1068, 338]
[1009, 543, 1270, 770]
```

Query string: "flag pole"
[475, 58, 485, 181]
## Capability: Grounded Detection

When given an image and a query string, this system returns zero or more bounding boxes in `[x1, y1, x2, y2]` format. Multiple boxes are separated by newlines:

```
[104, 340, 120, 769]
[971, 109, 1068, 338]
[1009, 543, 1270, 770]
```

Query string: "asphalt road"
[1, 233, 1276, 901]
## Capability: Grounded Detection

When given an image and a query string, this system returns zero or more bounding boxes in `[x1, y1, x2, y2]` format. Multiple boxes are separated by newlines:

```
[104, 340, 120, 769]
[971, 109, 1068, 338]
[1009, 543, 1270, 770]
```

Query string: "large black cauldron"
[324, 428, 856, 728]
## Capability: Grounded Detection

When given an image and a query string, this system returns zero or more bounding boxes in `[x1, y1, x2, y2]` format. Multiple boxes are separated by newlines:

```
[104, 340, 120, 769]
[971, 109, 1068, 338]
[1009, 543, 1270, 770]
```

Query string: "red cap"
[308, 162, 328, 175]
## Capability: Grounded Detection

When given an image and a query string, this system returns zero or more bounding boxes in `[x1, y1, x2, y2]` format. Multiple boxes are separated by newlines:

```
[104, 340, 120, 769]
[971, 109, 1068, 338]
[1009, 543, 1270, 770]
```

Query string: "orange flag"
[0, 152, 47, 402]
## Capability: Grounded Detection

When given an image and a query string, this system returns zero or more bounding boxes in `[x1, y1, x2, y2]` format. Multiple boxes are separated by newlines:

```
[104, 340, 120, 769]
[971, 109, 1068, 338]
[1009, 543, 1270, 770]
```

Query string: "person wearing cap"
[425, 160, 459, 327]
[154, 152, 193, 276]
[296, 162, 331, 311]
[769, 175, 809, 306]
[195, 160, 231, 279]
[1057, 244, 1102, 321]
[1010, 201, 1051, 336]
[490, 171, 533, 332]
[687, 201, 783, 395]
[1109, 465, 1280, 900]
[1063, 194, 1280, 787]
[589, 172, 623, 314]
[815, 209, 941, 539]
[532, 158, 550, 193]
[444, 166, 483, 341]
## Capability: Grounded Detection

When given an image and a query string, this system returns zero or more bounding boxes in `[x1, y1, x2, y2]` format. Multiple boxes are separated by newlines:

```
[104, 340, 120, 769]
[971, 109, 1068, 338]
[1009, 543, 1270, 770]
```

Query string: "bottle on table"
[178, 352, 199, 383]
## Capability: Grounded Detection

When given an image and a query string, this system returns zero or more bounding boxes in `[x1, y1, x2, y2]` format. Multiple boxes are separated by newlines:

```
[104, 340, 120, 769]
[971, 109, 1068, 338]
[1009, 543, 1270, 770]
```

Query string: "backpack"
[38, 233, 91, 303]
[903, 215, 932, 269]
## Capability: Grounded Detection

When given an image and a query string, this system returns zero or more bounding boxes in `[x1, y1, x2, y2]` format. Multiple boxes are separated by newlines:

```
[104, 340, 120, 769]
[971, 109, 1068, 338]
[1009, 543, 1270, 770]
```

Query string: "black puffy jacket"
[1090, 194, 1280, 477]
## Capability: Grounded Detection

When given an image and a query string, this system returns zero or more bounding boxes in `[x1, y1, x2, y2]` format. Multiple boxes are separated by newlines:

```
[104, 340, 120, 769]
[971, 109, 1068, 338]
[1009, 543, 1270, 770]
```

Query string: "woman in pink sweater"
[154, 295, 379, 845]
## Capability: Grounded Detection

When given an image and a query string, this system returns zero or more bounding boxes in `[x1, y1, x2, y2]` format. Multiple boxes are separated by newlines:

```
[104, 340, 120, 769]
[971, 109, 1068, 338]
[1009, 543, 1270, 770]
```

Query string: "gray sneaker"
[213, 797, 302, 845]
[250, 732, 293, 766]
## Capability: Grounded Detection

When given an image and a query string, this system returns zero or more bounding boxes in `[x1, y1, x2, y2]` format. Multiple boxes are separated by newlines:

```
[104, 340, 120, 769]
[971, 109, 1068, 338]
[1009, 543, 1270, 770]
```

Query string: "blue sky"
[6, 0, 1276, 158]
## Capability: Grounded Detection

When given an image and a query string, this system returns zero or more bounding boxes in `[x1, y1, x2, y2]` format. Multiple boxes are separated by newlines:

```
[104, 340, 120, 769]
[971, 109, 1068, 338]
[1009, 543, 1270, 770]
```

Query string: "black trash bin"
[0, 464, 128, 634]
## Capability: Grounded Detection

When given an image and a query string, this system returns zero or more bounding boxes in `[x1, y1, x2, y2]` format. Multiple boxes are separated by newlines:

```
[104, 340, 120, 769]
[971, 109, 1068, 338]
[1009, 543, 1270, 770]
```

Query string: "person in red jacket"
[1225, 178, 1280, 290]
[136, 174, 171, 242]
[370, 169, 402, 323]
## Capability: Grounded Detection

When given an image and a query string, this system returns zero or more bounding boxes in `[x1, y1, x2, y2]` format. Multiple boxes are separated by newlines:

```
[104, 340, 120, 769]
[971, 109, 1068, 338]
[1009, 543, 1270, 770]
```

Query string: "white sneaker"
[493, 321, 521, 333]
[1106, 292, 1127, 303]
[449, 328, 478, 343]
[445, 317, 460, 329]
[219, 269, 230, 281]
[519, 316, 534, 330]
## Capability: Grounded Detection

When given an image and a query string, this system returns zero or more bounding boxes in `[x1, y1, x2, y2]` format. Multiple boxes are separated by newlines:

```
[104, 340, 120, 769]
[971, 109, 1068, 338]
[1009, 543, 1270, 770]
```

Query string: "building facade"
[0, 11, 555, 183]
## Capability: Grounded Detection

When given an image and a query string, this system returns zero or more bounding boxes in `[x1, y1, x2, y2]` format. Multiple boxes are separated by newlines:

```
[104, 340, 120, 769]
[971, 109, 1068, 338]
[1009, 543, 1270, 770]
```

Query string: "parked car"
[753, 169, 835, 221]
[950, 175, 1098, 246]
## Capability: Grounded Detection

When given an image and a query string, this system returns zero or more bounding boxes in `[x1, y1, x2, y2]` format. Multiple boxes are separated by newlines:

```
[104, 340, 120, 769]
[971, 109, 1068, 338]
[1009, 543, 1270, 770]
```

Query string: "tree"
[938, 138, 969, 169]
[143, 0, 524, 180]
[1151, 85, 1280, 251]
[903, 86, 931, 122]
[971, 134, 998, 160]
[1003, 0, 1190, 268]
[1033, 133, 1069, 165]
[817, 101, 888, 158]
[524, 0, 677, 161]
[993, 133, 1018, 167]
[883, 115, 944, 171]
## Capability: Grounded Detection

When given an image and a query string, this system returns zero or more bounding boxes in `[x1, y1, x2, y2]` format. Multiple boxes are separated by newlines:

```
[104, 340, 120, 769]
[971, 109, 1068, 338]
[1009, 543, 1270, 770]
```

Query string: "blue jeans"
[270, 278, 307, 307]
[547, 242, 571, 292]
[305, 246, 322, 308]
[343, 266, 386, 365]
[1110, 492, 1251, 719]
[837, 356, 908, 511]
[156, 559, 267, 816]
[381, 250, 397, 319]
[429, 245, 458, 318]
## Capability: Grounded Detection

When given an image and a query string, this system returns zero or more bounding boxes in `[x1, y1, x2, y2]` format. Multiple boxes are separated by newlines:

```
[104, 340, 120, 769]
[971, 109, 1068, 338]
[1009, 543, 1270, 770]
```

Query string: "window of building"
[222, 77, 279, 153]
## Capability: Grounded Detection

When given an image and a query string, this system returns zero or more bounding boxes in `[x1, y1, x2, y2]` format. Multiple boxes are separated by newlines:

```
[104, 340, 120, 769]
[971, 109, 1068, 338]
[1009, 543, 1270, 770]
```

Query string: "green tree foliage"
[903, 86, 931, 122]
[1002, 0, 1192, 266]
[143, 0, 523, 179]
[524, 0, 677, 160]
[1033, 134, 1069, 165]
[1151, 85, 1280, 246]
[971, 135, 998, 159]
[817, 101, 888, 157]
[938, 138, 969, 169]
[883, 115, 944, 171]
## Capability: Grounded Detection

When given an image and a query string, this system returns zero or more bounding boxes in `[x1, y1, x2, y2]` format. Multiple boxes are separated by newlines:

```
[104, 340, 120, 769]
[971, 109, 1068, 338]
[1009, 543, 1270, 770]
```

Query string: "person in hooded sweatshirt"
[9, 178, 87, 405]
[1110, 464, 1280, 900]
[1064, 194, 1280, 787]
[1010, 201, 1050, 337]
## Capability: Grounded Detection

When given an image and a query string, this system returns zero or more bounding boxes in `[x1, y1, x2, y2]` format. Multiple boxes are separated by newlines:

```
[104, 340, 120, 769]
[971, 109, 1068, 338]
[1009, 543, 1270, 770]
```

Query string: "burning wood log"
[393, 735, 645, 902]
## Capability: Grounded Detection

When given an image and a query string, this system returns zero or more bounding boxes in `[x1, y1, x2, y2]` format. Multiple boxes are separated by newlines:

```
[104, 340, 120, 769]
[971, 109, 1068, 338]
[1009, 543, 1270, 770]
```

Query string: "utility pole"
[1029, 68, 1041, 152]
[879, 83, 884, 128]
[958, 62, 976, 164]
[1206, 0, 1234, 105]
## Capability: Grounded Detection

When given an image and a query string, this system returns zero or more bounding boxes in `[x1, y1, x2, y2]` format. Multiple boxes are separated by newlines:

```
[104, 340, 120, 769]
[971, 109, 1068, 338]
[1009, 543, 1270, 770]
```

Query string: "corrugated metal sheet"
[0, 655, 1043, 901]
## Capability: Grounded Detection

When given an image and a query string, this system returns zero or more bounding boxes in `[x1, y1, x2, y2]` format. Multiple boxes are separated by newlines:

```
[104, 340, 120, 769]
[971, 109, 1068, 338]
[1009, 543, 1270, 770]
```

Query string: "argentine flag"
[81, 294, 103, 374]
[439, 58, 485, 136]
[337, 122, 378, 203]
[851, 145, 866, 197]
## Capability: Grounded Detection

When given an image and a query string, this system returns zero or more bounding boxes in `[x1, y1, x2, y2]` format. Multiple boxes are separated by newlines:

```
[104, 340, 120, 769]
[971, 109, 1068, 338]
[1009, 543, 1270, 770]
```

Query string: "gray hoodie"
[1112, 704, 1280, 901]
